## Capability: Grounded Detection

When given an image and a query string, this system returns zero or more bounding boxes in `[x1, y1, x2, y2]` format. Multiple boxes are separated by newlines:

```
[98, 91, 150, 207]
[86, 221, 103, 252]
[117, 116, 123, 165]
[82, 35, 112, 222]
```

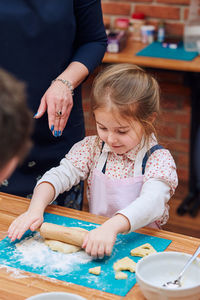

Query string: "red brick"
[177, 153, 189, 167]
[123, 0, 152, 3]
[174, 180, 189, 198]
[161, 95, 189, 111]
[82, 88, 91, 99]
[134, 5, 180, 20]
[82, 101, 91, 112]
[184, 8, 200, 20]
[146, 21, 184, 36]
[177, 167, 189, 181]
[182, 98, 191, 112]
[85, 129, 97, 136]
[164, 22, 184, 36]
[102, 2, 131, 16]
[160, 97, 180, 110]
[155, 70, 185, 84]
[161, 111, 190, 125]
[103, 16, 111, 29]
[160, 139, 189, 153]
[157, 0, 189, 4]
[160, 82, 190, 97]
[180, 126, 190, 140]
[158, 124, 177, 138]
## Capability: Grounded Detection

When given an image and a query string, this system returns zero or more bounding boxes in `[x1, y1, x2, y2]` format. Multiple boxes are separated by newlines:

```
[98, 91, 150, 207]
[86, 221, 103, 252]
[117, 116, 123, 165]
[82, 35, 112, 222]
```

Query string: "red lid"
[115, 18, 130, 24]
[115, 18, 130, 29]
[131, 12, 145, 20]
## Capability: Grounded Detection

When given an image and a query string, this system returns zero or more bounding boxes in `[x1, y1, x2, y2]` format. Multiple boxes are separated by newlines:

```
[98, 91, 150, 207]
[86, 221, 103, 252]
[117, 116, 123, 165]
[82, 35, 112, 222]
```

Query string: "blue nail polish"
[54, 130, 58, 137]
[58, 130, 61, 137]
[33, 113, 38, 118]
[51, 125, 54, 131]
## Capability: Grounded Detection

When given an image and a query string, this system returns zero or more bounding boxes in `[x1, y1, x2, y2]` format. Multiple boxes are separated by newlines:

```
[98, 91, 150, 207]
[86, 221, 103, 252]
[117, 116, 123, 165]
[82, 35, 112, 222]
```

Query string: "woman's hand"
[82, 214, 131, 258]
[7, 209, 44, 242]
[34, 62, 89, 137]
[34, 81, 73, 137]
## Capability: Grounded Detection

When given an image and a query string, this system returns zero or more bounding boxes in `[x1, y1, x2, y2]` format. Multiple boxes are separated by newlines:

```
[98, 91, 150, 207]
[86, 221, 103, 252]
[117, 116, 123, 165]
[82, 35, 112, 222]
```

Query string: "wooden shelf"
[103, 39, 200, 73]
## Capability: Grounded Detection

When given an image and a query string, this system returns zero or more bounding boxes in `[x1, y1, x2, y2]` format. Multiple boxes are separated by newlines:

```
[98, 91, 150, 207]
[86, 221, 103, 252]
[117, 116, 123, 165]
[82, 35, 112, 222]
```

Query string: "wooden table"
[104, 39, 200, 216]
[0, 192, 200, 300]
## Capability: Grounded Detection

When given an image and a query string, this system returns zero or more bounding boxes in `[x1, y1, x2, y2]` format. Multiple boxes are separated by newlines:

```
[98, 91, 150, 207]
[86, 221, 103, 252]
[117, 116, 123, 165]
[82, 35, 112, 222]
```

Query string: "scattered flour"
[14, 232, 92, 276]
[0, 264, 28, 278]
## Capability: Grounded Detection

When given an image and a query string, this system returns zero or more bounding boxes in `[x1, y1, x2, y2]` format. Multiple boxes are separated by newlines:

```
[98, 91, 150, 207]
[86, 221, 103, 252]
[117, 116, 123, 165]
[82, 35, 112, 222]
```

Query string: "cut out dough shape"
[130, 243, 157, 257]
[115, 271, 128, 280]
[89, 266, 101, 275]
[113, 257, 136, 273]
[45, 239, 81, 254]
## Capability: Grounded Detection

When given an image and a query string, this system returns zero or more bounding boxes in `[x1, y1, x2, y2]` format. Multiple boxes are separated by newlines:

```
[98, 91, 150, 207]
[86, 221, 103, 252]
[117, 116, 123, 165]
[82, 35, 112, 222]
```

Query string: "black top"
[0, 0, 107, 197]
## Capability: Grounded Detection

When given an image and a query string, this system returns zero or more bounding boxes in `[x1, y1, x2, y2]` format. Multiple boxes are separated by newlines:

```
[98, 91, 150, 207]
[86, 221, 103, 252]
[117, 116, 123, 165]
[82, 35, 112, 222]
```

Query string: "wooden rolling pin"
[39, 222, 88, 247]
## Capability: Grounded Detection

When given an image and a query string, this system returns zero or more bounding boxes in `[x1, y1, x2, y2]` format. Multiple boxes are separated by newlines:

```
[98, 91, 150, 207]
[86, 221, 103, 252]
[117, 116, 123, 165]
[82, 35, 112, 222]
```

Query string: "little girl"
[8, 64, 178, 258]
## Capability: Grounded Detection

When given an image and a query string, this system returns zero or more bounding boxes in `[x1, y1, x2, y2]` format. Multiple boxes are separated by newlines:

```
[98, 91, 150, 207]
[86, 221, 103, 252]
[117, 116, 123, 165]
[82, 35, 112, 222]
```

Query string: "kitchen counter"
[0, 192, 200, 299]
[103, 39, 200, 72]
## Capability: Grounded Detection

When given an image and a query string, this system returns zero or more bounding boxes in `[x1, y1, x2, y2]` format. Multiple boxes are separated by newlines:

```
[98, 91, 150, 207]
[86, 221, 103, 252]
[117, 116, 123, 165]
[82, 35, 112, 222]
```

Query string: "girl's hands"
[8, 210, 44, 242]
[82, 226, 117, 258]
[8, 182, 55, 242]
[82, 214, 131, 258]
[34, 81, 73, 137]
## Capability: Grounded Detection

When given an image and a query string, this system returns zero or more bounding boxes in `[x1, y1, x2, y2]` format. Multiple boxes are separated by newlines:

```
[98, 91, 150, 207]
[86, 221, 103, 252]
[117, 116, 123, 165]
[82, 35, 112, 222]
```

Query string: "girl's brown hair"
[91, 64, 160, 142]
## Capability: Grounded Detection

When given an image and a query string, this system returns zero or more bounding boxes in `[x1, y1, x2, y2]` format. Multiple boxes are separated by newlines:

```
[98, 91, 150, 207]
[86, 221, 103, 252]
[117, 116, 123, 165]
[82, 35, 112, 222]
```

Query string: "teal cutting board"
[0, 213, 171, 296]
[136, 41, 198, 61]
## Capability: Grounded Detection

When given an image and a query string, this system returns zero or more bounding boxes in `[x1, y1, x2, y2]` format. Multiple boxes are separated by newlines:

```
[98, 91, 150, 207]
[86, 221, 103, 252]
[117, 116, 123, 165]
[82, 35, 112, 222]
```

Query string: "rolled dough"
[43, 226, 88, 254]
[45, 239, 81, 254]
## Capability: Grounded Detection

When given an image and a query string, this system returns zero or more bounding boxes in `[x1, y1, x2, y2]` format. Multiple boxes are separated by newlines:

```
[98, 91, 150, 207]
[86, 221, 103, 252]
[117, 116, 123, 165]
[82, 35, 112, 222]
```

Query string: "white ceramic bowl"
[135, 251, 200, 300]
[26, 292, 86, 300]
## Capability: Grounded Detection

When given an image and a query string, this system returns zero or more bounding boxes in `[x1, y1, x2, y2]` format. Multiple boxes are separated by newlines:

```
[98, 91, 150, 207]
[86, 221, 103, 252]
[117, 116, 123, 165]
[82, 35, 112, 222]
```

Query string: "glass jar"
[184, 0, 200, 52]
[129, 12, 145, 41]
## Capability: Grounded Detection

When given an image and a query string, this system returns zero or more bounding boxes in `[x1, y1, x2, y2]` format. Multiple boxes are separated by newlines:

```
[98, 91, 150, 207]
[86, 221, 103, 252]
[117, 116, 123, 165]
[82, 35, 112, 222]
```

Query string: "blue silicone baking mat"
[136, 41, 198, 61]
[0, 213, 171, 296]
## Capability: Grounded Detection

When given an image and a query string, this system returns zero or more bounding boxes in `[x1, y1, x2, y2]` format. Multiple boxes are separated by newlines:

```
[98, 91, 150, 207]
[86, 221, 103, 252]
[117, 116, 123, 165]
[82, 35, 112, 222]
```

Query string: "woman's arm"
[72, 0, 107, 73]
[35, 0, 107, 136]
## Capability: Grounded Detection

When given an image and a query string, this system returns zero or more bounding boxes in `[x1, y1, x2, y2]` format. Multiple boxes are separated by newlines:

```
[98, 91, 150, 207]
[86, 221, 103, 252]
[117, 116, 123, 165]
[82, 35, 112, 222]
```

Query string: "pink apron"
[89, 145, 159, 229]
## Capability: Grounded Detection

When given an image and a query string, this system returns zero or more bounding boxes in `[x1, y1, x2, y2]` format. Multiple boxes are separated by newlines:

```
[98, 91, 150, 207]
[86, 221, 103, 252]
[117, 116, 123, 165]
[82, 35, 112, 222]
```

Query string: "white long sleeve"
[36, 157, 87, 202]
[118, 178, 171, 231]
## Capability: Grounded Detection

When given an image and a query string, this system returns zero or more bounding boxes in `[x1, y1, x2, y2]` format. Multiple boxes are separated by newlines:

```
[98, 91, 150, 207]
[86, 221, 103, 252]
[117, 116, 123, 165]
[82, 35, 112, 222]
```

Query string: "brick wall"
[82, 66, 191, 199]
[101, 0, 193, 37]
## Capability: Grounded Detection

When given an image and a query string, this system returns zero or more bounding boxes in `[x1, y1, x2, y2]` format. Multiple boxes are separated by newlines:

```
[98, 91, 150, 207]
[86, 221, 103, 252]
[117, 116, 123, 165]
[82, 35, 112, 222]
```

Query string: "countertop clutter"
[0, 192, 200, 300]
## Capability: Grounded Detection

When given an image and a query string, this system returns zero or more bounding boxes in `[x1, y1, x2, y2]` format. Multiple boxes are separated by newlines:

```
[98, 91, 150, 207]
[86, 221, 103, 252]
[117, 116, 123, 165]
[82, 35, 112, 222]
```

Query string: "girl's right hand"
[7, 210, 44, 242]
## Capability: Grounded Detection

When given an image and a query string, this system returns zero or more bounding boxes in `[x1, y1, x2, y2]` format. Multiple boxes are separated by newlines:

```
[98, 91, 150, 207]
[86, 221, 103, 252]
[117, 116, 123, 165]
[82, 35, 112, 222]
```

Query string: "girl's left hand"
[82, 215, 130, 258]
[82, 226, 117, 258]
[34, 81, 73, 137]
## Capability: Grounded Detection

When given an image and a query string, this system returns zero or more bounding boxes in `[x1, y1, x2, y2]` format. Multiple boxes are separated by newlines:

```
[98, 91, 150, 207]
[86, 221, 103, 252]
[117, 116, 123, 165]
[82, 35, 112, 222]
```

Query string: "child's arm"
[8, 182, 55, 242]
[82, 214, 130, 258]
[8, 137, 94, 242]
